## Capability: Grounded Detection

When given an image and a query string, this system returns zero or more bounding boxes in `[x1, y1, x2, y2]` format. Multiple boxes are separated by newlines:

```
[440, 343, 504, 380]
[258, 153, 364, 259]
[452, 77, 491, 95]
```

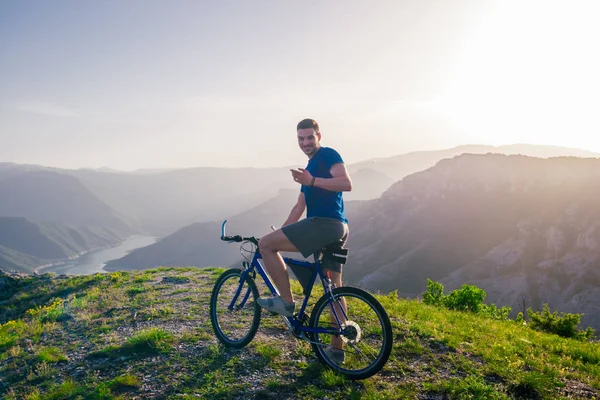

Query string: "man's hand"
[290, 168, 313, 186]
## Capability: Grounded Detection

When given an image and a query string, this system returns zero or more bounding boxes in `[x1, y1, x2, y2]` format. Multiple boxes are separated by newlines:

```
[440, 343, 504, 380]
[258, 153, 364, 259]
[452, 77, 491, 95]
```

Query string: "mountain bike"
[209, 220, 393, 380]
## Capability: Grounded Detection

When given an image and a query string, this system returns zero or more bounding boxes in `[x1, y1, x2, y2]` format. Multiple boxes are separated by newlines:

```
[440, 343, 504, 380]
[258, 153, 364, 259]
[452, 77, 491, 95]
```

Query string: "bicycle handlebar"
[220, 220, 259, 244]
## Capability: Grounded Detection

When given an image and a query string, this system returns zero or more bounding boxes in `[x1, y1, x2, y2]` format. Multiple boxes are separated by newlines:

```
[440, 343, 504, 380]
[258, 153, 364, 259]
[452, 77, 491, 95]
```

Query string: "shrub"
[527, 304, 595, 340]
[479, 303, 512, 320]
[514, 312, 525, 324]
[26, 299, 65, 323]
[444, 284, 486, 312]
[423, 279, 445, 306]
[423, 279, 509, 320]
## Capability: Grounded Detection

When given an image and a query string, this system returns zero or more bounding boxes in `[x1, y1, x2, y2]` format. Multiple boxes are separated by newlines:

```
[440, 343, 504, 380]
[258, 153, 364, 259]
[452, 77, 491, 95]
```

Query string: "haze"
[1, 0, 599, 170]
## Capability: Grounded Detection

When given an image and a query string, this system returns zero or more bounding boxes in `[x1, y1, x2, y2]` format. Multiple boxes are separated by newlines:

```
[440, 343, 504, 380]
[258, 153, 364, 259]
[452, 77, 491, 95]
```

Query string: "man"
[257, 118, 351, 363]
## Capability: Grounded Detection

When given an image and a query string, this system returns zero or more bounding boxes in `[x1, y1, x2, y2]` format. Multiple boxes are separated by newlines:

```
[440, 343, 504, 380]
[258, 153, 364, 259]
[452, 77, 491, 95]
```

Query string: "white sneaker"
[324, 346, 345, 364]
[256, 296, 295, 317]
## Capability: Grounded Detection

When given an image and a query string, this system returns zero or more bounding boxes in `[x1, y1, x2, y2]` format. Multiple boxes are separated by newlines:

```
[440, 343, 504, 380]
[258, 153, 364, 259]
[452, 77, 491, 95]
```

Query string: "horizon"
[2, 141, 599, 173]
[2, 1, 599, 170]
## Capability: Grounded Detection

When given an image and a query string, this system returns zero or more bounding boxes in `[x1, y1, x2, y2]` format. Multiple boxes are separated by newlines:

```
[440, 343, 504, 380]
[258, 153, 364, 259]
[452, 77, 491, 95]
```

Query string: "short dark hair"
[296, 118, 320, 133]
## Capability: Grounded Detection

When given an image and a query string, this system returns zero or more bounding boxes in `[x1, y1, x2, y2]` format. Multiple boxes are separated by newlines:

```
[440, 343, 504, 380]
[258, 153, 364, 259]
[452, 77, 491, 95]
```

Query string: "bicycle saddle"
[319, 243, 349, 265]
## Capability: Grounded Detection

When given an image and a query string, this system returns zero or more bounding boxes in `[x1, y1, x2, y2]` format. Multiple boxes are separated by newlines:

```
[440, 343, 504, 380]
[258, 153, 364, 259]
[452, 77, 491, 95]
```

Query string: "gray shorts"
[281, 217, 349, 273]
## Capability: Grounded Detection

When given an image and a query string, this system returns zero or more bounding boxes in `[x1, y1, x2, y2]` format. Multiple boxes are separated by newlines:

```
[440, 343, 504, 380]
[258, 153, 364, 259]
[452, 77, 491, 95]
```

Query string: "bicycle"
[209, 220, 393, 380]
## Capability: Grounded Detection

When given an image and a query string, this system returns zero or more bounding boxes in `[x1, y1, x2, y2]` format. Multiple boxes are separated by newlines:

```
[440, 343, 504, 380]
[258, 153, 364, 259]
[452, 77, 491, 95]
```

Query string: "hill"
[103, 189, 302, 271]
[0, 170, 130, 232]
[5, 143, 595, 238]
[347, 144, 600, 182]
[0, 268, 598, 399]
[344, 154, 600, 331]
[0, 217, 127, 274]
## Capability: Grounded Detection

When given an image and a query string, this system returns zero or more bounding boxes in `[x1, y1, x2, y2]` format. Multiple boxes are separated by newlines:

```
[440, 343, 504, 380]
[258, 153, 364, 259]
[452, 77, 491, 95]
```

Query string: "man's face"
[297, 128, 321, 157]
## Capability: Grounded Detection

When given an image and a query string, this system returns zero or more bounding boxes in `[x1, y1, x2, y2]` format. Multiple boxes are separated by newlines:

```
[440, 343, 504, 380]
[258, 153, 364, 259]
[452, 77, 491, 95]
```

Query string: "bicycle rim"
[209, 268, 261, 348]
[309, 286, 393, 380]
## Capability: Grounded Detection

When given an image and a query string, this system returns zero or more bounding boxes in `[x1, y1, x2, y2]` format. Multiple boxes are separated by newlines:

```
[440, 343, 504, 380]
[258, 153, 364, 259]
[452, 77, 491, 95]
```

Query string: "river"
[42, 235, 156, 275]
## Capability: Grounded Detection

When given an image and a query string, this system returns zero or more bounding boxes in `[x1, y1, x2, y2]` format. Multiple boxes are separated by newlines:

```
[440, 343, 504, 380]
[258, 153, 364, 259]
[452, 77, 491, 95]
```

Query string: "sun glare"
[434, 1, 600, 151]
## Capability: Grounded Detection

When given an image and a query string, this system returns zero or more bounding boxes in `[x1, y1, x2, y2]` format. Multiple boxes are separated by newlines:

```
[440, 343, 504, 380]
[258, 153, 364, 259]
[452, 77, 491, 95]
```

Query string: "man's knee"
[259, 232, 278, 252]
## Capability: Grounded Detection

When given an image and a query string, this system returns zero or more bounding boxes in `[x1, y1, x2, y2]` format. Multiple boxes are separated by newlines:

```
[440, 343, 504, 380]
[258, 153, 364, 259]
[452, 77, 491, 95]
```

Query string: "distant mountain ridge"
[104, 153, 600, 332]
[348, 143, 600, 182]
[104, 189, 302, 271]
[0, 169, 130, 230]
[0, 217, 125, 273]
[344, 154, 600, 330]
[0, 168, 135, 272]
[2, 143, 598, 274]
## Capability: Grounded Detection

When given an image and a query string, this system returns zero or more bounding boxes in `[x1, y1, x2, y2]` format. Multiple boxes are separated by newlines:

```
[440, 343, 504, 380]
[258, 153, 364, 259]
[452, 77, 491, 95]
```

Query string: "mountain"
[347, 144, 600, 182]
[343, 153, 600, 330]
[0, 217, 125, 273]
[1, 268, 598, 399]
[73, 164, 395, 235]
[104, 188, 302, 271]
[0, 167, 137, 272]
[343, 168, 394, 201]
[4, 144, 596, 237]
[70, 167, 296, 235]
[0, 245, 47, 272]
[0, 169, 131, 232]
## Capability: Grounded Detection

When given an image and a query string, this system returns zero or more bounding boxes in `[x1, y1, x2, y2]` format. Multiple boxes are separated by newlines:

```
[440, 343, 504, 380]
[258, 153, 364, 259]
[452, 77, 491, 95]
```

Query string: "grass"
[254, 341, 282, 364]
[123, 327, 174, 354]
[1, 267, 599, 400]
[125, 285, 147, 296]
[36, 346, 68, 363]
[108, 373, 140, 390]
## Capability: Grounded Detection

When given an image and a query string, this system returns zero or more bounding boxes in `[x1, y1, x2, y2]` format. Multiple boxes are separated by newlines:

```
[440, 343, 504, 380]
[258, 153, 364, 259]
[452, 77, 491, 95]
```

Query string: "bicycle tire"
[209, 268, 261, 348]
[309, 286, 393, 380]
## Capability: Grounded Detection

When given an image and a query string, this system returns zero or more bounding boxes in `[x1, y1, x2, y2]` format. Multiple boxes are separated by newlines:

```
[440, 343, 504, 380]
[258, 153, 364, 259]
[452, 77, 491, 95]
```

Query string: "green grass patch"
[36, 346, 68, 363]
[254, 341, 281, 364]
[321, 369, 346, 387]
[25, 298, 65, 323]
[0, 319, 27, 350]
[126, 285, 147, 296]
[136, 305, 175, 321]
[108, 373, 140, 390]
[438, 375, 507, 399]
[124, 327, 174, 354]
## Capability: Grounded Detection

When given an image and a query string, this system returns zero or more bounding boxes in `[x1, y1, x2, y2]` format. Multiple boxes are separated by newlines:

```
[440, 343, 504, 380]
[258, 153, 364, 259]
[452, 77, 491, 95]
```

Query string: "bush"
[423, 280, 510, 319]
[479, 303, 512, 320]
[515, 312, 525, 324]
[527, 304, 595, 340]
[423, 279, 445, 306]
[444, 284, 486, 312]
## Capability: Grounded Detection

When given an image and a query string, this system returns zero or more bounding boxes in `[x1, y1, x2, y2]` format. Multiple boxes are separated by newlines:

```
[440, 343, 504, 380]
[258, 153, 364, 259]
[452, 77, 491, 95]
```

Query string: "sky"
[1, 0, 599, 170]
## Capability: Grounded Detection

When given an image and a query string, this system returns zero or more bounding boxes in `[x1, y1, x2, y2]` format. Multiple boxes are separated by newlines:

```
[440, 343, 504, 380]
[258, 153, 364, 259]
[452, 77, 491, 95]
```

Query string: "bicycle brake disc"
[341, 321, 362, 345]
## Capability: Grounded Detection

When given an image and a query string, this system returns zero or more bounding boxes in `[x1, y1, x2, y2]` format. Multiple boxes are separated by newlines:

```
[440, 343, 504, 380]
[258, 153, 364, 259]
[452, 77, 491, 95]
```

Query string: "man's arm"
[313, 163, 352, 192]
[282, 193, 306, 227]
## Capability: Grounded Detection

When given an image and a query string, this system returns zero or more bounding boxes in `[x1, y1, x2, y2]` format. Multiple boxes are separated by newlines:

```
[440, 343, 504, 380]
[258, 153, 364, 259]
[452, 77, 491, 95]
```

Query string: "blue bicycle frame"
[221, 220, 348, 336]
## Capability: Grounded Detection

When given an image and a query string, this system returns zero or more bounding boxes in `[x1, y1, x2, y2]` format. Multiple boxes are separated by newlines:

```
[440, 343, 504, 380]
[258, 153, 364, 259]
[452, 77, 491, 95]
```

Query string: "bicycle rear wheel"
[210, 268, 261, 348]
[309, 286, 393, 380]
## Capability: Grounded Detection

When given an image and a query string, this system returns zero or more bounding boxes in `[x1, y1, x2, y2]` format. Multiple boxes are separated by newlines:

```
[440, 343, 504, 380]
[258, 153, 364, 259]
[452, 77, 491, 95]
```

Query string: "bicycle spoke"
[210, 269, 261, 348]
[309, 286, 392, 380]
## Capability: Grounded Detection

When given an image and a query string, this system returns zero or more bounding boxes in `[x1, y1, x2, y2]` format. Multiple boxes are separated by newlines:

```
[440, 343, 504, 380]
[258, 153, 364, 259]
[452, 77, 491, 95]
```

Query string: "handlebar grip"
[221, 235, 243, 242]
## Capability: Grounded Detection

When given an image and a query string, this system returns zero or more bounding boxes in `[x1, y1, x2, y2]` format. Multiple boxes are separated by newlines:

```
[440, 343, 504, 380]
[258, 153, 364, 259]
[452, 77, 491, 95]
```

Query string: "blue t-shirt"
[301, 147, 348, 223]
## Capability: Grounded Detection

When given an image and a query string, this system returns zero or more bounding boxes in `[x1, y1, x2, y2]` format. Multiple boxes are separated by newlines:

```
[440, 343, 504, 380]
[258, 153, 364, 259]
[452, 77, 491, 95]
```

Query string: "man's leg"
[328, 270, 347, 350]
[258, 230, 300, 304]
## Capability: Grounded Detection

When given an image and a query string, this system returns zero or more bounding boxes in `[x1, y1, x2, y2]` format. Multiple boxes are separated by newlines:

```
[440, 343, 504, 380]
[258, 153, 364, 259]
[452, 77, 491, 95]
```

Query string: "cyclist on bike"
[257, 118, 352, 362]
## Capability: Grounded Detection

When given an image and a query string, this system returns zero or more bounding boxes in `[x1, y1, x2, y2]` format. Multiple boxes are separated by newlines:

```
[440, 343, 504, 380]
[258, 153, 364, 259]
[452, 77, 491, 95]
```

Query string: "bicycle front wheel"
[209, 268, 261, 348]
[309, 286, 393, 380]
